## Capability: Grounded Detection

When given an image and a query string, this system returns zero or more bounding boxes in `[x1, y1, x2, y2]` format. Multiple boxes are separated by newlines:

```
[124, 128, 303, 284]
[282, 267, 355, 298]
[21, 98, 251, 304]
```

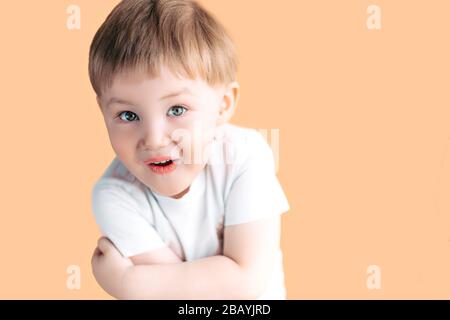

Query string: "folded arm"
[121, 215, 280, 300]
[123, 254, 255, 299]
[129, 245, 183, 265]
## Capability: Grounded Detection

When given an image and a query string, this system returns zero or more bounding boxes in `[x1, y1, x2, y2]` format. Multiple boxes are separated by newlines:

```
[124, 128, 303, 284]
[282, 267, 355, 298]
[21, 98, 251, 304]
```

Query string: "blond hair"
[88, 0, 238, 97]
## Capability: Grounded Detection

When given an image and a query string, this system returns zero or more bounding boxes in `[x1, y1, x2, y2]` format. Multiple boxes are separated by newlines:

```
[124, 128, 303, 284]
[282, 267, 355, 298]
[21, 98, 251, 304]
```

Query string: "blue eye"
[116, 106, 187, 122]
[118, 111, 138, 122]
[167, 105, 187, 117]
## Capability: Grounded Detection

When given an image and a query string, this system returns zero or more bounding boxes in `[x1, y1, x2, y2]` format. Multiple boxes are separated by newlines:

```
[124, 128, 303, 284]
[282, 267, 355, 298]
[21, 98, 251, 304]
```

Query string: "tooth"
[152, 160, 170, 165]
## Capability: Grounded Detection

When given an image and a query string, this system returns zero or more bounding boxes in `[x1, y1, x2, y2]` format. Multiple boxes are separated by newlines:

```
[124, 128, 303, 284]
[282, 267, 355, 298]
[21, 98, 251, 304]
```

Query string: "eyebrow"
[106, 87, 192, 108]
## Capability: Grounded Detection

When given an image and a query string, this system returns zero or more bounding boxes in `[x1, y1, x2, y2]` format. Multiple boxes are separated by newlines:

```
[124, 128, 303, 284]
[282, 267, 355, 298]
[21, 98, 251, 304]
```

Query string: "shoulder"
[92, 157, 149, 214]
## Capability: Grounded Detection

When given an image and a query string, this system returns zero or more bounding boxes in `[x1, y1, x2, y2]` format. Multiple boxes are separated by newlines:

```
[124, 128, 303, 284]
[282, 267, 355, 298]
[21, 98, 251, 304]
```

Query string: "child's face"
[97, 66, 238, 199]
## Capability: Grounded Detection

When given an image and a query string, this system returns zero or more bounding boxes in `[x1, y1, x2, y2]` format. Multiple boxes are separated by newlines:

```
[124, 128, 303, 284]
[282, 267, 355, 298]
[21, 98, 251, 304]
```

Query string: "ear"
[216, 81, 240, 126]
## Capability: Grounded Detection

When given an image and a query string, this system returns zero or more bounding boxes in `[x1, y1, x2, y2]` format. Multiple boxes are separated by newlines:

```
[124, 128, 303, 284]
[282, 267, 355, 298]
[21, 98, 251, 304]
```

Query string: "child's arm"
[121, 215, 280, 299]
[129, 246, 182, 265]
[92, 215, 279, 299]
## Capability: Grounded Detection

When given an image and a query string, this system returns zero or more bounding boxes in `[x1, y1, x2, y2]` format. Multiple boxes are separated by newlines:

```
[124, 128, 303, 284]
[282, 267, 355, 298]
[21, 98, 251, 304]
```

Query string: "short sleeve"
[91, 182, 166, 257]
[224, 131, 290, 226]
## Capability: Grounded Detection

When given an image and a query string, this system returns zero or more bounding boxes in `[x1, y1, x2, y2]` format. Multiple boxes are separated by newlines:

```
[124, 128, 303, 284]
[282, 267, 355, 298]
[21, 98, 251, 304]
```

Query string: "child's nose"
[140, 122, 170, 150]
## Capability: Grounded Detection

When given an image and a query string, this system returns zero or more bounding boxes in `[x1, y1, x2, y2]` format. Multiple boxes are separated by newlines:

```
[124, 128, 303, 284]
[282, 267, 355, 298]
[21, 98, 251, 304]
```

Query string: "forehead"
[101, 68, 224, 108]
[103, 66, 220, 104]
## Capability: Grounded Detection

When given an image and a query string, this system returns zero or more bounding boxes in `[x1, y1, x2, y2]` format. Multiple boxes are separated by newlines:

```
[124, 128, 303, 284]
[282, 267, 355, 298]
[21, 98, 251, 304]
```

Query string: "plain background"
[1, 0, 450, 299]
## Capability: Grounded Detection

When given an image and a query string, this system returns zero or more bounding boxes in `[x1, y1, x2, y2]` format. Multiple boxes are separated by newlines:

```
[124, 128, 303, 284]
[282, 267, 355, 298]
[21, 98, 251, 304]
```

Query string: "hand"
[91, 237, 133, 299]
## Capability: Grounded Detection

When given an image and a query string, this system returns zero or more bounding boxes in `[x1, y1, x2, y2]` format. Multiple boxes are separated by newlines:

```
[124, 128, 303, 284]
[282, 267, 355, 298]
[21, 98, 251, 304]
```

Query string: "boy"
[89, 0, 290, 299]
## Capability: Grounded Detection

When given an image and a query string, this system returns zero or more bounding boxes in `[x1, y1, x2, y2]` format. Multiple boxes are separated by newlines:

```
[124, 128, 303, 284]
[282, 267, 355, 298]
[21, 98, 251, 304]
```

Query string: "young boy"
[89, 0, 290, 300]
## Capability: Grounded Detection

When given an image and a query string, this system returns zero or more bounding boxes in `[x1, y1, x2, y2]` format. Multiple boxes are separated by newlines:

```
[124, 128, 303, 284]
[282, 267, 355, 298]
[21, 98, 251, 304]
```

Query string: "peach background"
[0, 0, 449, 299]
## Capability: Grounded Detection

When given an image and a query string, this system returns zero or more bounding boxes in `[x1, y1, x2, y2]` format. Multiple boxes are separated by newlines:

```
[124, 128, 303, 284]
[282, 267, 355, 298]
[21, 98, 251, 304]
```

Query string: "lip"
[143, 156, 179, 175]
[144, 156, 175, 165]
[146, 159, 178, 175]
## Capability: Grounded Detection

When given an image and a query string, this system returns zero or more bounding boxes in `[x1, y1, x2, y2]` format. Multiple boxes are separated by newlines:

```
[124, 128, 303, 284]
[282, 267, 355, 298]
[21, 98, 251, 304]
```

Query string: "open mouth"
[150, 159, 174, 167]
[146, 158, 178, 174]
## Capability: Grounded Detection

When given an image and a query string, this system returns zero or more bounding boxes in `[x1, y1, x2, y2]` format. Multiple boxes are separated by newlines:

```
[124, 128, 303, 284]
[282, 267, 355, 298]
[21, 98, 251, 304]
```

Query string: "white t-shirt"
[91, 123, 290, 299]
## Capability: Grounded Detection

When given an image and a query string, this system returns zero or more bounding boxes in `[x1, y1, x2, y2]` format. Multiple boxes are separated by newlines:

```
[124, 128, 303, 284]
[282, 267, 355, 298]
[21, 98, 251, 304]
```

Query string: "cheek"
[108, 128, 135, 155]
[171, 114, 218, 159]
[185, 126, 214, 150]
